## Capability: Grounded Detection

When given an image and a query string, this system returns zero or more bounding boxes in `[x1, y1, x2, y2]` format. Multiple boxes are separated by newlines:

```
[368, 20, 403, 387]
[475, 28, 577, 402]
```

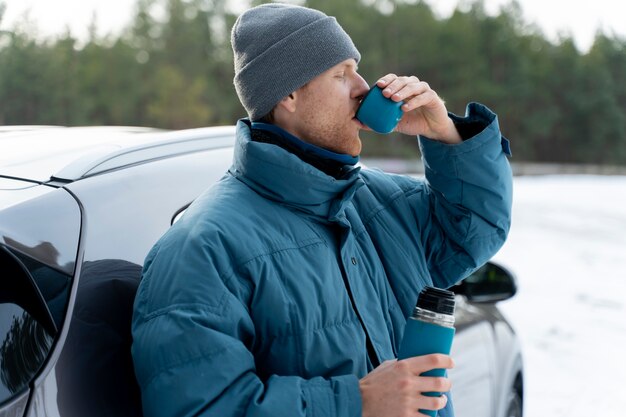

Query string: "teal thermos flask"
[397, 286, 456, 417]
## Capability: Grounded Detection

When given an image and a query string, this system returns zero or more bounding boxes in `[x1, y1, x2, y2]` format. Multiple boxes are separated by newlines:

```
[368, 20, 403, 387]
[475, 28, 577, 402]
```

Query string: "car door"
[449, 295, 496, 417]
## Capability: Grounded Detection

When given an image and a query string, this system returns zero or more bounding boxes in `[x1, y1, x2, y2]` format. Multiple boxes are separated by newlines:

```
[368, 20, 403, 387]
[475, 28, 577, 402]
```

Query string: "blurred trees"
[1, 0, 625, 164]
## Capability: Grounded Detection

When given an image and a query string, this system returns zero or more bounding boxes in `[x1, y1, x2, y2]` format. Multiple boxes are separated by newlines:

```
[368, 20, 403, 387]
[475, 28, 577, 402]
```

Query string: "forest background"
[1, 0, 625, 165]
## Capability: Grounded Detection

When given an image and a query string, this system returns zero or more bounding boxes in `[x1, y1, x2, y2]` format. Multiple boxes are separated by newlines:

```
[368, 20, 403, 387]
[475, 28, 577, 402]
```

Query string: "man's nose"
[352, 73, 370, 100]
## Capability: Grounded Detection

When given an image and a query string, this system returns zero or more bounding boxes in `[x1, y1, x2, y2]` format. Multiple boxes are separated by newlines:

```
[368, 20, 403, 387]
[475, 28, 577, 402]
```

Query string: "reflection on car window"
[11, 250, 71, 329]
[0, 304, 53, 404]
[0, 246, 56, 405]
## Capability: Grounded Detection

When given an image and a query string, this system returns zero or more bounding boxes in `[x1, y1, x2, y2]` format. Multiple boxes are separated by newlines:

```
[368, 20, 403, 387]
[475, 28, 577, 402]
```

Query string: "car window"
[0, 246, 55, 406]
[10, 251, 71, 329]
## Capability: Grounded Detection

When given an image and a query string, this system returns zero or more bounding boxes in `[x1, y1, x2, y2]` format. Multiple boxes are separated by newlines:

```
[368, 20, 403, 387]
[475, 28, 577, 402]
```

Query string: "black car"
[0, 126, 523, 417]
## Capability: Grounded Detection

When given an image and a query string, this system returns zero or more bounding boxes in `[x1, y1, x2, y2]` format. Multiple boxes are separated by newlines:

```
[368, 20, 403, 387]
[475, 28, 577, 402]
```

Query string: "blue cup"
[355, 85, 404, 134]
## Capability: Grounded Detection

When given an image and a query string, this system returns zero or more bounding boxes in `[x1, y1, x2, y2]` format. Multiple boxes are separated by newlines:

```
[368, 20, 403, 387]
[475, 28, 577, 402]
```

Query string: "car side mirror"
[453, 261, 517, 303]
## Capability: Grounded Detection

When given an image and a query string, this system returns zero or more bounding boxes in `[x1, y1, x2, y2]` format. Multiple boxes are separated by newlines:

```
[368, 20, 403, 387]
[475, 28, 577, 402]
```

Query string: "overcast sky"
[2, 0, 625, 52]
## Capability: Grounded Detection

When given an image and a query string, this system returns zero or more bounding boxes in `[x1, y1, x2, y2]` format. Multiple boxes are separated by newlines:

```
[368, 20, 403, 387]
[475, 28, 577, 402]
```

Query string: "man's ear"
[276, 92, 297, 113]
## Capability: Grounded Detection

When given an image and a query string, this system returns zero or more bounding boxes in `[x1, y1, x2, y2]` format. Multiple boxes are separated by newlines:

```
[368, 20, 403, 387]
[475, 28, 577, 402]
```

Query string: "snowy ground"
[491, 175, 626, 417]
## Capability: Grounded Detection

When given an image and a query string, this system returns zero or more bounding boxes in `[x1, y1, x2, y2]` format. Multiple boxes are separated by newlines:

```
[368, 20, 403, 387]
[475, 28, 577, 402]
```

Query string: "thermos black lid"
[417, 286, 456, 315]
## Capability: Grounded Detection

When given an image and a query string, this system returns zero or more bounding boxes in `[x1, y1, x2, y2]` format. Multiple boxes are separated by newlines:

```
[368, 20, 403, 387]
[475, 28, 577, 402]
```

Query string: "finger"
[389, 81, 431, 104]
[376, 73, 397, 88]
[399, 354, 455, 375]
[382, 76, 420, 98]
[415, 376, 452, 393]
[400, 90, 440, 112]
[418, 393, 448, 412]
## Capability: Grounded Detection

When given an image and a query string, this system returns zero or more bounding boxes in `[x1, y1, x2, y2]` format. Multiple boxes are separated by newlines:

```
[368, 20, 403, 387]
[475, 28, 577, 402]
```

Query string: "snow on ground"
[492, 175, 626, 417]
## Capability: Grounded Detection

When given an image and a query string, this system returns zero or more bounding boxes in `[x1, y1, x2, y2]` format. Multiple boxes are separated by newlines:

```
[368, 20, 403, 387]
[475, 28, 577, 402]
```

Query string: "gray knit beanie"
[231, 3, 361, 121]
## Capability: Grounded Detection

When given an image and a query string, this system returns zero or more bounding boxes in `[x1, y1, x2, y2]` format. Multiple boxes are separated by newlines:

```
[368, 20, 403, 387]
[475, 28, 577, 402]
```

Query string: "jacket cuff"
[419, 102, 511, 157]
[302, 374, 362, 417]
[417, 102, 512, 208]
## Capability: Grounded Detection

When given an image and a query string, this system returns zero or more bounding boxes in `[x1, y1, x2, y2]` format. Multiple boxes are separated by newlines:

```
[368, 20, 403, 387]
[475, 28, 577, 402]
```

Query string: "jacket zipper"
[337, 260, 381, 370]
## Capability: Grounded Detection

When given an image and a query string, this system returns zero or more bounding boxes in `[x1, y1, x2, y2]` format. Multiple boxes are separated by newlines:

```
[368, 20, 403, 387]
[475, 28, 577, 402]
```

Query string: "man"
[131, 3, 512, 417]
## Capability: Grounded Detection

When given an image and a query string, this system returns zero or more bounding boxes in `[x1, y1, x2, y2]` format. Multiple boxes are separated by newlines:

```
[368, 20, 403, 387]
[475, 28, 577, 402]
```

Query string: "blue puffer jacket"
[131, 103, 512, 417]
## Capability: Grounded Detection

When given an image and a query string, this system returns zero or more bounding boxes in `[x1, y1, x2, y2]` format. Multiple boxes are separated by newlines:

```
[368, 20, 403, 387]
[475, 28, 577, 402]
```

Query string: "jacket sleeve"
[131, 235, 362, 417]
[416, 102, 513, 288]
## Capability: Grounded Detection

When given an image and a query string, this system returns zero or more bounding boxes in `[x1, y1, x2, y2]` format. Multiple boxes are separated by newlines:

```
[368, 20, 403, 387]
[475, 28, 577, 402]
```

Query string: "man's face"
[288, 59, 369, 157]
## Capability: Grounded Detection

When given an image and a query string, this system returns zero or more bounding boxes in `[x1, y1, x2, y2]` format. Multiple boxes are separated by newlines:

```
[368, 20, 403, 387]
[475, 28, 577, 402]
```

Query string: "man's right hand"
[359, 354, 454, 417]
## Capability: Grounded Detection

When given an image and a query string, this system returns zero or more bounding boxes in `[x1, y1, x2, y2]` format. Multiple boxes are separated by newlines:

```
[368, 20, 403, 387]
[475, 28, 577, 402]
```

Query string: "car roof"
[0, 125, 65, 133]
[0, 125, 236, 184]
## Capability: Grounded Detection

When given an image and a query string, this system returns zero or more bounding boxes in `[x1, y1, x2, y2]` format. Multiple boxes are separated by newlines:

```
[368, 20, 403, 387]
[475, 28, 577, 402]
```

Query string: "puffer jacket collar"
[229, 119, 364, 222]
